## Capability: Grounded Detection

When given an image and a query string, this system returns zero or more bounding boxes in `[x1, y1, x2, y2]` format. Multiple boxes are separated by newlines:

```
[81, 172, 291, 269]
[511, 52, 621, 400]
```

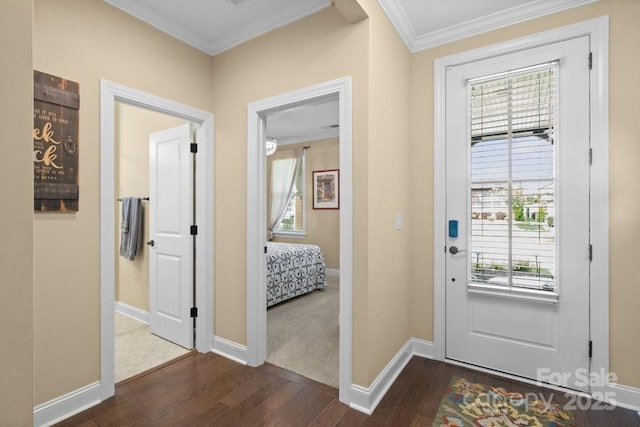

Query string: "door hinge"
[190, 307, 198, 318]
[588, 52, 593, 70]
[589, 148, 593, 165]
[190, 142, 198, 153]
[190, 225, 198, 236]
[264, 246, 267, 254]
[588, 244, 593, 261]
[589, 340, 593, 358]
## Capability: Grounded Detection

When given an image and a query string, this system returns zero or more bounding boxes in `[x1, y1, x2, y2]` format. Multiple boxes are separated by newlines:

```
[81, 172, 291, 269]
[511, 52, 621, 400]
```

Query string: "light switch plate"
[395, 212, 402, 230]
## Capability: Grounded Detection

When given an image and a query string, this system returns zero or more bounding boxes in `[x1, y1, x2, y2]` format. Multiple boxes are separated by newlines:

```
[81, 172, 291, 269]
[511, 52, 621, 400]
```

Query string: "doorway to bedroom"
[264, 97, 341, 389]
[246, 77, 353, 404]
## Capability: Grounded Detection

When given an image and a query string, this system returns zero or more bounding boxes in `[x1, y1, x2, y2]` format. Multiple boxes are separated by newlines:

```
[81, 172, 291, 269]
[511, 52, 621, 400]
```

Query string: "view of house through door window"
[469, 63, 557, 294]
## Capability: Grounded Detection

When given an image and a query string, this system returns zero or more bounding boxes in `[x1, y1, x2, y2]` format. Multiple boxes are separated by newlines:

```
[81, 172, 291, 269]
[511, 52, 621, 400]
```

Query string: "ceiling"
[104, 0, 331, 56]
[380, 0, 597, 52]
[104, 0, 597, 56]
[103, 0, 596, 140]
[266, 97, 339, 146]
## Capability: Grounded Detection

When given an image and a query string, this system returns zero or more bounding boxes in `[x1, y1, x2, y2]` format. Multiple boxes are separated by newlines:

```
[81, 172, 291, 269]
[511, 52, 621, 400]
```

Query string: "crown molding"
[104, 0, 212, 54]
[377, 0, 599, 53]
[105, 0, 330, 56]
[208, 0, 331, 55]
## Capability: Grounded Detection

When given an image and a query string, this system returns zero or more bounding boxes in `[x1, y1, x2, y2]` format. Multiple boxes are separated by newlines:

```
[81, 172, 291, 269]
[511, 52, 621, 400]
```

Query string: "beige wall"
[211, 0, 411, 386]
[210, 5, 373, 385]
[13, 0, 636, 416]
[360, 0, 413, 384]
[33, 0, 214, 405]
[272, 138, 340, 270]
[0, 1, 34, 424]
[115, 103, 187, 311]
[409, 0, 640, 388]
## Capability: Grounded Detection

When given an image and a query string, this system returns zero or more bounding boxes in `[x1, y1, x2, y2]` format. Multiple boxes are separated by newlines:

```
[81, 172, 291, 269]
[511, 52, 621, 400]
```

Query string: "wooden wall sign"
[33, 70, 80, 212]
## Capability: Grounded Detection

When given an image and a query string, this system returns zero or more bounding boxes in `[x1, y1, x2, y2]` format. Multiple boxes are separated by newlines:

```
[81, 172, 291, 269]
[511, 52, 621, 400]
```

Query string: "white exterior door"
[445, 37, 591, 391]
[149, 123, 194, 349]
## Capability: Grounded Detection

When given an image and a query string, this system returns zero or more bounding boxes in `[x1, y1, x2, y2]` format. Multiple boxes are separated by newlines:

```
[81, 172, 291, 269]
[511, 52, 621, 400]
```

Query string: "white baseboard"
[350, 338, 435, 415]
[409, 337, 434, 359]
[115, 301, 149, 324]
[326, 268, 340, 278]
[33, 381, 101, 427]
[609, 382, 640, 412]
[212, 336, 248, 365]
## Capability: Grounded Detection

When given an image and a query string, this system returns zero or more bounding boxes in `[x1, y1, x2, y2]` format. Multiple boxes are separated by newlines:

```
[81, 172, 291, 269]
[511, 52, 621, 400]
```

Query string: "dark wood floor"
[57, 352, 639, 426]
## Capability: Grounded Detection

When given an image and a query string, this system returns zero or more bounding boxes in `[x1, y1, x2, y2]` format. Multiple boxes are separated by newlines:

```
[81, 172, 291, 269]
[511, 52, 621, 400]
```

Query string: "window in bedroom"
[274, 154, 305, 235]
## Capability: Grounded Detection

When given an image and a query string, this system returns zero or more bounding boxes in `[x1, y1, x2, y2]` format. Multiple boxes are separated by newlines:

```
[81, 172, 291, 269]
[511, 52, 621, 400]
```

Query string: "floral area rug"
[433, 377, 575, 427]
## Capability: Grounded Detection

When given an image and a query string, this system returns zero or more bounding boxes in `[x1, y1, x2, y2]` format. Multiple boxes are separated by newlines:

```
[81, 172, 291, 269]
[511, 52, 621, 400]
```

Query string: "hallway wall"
[0, 1, 34, 424]
[32, 0, 214, 405]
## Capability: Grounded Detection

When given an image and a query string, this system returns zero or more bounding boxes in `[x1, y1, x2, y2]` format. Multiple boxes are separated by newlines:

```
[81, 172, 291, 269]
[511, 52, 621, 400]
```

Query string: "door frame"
[99, 80, 214, 400]
[433, 17, 609, 395]
[246, 77, 353, 404]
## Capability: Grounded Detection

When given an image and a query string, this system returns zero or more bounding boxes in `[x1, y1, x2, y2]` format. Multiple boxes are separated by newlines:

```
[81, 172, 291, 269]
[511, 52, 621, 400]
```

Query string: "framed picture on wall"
[313, 169, 339, 209]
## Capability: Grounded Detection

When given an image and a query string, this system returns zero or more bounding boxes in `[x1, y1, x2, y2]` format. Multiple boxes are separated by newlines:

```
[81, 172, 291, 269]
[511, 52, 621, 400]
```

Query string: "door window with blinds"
[468, 62, 558, 294]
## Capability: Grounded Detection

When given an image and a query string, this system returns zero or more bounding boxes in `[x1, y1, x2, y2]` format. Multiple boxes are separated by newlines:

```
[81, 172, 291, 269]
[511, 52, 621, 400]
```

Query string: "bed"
[266, 242, 327, 307]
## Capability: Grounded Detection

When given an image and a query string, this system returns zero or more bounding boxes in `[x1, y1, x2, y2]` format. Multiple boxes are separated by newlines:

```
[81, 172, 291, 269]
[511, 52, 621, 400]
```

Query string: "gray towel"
[119, 197, 143, 261]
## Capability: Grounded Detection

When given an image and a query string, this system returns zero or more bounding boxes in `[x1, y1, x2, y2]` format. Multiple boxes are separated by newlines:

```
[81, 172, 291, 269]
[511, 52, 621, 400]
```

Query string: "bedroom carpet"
[267, 275, 339, 388]
[115, 312, 191, 382]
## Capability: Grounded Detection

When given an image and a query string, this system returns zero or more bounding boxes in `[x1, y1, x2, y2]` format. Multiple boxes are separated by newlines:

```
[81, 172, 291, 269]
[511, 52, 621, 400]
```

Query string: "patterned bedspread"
[266, 242, 326, 307]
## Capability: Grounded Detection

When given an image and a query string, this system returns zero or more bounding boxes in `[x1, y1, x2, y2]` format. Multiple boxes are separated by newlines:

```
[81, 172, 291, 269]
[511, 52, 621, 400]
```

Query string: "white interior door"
[149, 123, 194, 349]
[445, 37, 591, 391]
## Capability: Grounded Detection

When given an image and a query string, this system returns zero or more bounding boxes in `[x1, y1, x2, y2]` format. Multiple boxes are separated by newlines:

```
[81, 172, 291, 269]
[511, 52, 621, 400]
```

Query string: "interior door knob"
[449, 246, 466, 254]
[146, 240, 155, 247]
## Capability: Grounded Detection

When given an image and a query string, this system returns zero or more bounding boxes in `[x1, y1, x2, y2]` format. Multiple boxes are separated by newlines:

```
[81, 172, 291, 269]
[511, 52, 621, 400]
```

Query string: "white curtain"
[268, 147, 303, 238]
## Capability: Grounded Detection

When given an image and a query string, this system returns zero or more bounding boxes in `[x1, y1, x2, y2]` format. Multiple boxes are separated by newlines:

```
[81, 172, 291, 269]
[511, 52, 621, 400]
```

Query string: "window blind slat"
[469, 63, 557, 293]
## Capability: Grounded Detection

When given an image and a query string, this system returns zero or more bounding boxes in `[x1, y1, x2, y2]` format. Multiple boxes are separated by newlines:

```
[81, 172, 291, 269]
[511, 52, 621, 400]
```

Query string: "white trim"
[208, 1, 330, 55]
[105, 0, 330, 56]
[350, 338, 435, 415]
[272, 231, 306, 239]
[100, 80, 215, 402]
[326, 268, 340, 278]
[409, 337, 434, 359]
[585, 15, 610, 400]
[212, 336, 248, 365]
[350, 341, 413, 415]
[33, 381, 101, 427]
[609, 383, 640, 412]
[247, 77, 353, 405]
[377, 0, 599, 53]
[433, 15, 609, 399]
[115, 301, 149, 324]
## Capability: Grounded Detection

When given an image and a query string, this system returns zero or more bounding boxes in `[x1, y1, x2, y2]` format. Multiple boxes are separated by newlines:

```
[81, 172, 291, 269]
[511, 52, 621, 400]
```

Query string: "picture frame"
[313, 169, 339, 209]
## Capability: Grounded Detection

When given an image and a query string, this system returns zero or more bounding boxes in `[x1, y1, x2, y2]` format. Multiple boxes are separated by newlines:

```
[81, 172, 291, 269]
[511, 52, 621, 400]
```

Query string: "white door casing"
[444, 36, 593, 392]
[149, 123, 195, 349]
[246, 77, 353, 405]
[100, 80, 214, 401]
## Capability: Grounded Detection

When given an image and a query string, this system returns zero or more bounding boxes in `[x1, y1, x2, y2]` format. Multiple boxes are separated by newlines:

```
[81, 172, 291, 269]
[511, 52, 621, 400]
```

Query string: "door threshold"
[116, 349, 197, 387]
